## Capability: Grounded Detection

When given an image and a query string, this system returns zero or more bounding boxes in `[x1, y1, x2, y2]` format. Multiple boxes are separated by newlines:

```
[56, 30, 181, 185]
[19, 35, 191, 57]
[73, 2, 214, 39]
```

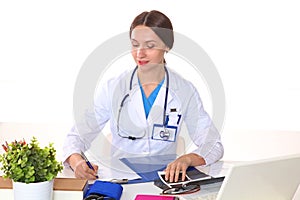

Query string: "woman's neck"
[137, 64, 165, 97]
[137, 64, 165, 84]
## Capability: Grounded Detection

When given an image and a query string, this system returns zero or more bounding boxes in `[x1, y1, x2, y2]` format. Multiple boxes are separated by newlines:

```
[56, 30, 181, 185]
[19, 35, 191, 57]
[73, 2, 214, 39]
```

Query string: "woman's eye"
[147, 43, 155, 49]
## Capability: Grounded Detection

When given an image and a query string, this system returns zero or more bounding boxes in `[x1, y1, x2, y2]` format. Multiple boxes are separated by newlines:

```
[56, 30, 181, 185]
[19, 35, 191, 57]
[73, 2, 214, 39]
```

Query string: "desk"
[70, 160, 230, 200]
[0, 159, 230, 200]
[3, 159, 300, 200]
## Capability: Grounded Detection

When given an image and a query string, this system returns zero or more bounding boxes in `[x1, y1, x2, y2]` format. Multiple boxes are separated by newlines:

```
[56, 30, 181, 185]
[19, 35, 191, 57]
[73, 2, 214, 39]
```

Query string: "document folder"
[120, 154, 177, 183]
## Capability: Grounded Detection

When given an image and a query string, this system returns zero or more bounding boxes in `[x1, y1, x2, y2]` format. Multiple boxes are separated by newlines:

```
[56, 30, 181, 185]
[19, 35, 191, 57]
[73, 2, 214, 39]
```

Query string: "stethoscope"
[117, 65, 170, 140]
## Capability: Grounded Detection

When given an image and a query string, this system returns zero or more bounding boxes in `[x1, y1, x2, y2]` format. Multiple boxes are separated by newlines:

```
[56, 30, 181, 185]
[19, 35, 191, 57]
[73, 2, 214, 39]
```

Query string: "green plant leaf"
[0, 137, 63, 183]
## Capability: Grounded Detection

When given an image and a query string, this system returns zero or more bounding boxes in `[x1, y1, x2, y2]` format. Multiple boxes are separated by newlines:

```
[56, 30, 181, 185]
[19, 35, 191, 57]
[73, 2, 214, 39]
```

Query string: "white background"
[1, 0, 299, 133]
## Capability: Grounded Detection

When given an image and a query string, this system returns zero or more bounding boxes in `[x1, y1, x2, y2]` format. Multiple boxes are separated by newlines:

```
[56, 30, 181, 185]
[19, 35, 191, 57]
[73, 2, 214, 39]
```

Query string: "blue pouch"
[85, 180, 123, 200]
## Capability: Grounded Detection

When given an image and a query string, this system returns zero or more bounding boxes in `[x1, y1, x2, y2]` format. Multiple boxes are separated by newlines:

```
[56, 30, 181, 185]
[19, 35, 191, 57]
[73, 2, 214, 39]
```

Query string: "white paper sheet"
[90, 158, 141, 181]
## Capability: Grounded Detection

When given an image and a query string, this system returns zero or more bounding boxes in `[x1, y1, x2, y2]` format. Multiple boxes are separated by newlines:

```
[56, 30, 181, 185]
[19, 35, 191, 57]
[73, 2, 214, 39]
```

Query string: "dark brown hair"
[129, 10, 174, 50]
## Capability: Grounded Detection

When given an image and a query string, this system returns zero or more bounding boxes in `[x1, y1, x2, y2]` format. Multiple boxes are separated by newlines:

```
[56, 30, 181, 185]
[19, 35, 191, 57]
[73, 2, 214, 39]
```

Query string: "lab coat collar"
[128, 70, 147, 125]
[129, 66, 179, 104]
[128, 67, 179, 125]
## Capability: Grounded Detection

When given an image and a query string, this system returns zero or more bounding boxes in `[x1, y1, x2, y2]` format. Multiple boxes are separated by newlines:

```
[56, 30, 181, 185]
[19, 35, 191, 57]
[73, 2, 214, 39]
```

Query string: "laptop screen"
[217, 154, 300, 200]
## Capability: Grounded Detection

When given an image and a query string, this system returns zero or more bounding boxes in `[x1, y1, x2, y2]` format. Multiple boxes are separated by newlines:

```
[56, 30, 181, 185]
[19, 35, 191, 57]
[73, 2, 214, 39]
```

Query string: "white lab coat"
[63, 67, 224, 165]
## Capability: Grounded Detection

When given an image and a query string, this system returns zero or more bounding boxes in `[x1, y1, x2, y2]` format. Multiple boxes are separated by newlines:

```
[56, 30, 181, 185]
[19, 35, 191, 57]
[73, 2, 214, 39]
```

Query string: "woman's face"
[131, 25, 168, 69]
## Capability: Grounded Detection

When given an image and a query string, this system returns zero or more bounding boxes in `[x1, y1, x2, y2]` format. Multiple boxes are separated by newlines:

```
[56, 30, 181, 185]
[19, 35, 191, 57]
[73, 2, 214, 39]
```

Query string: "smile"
[138, 60, 149, 66]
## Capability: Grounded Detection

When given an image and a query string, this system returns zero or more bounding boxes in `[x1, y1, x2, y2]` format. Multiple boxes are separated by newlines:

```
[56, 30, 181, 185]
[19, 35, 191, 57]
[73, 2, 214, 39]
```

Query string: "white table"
[61, 160, 230, 200]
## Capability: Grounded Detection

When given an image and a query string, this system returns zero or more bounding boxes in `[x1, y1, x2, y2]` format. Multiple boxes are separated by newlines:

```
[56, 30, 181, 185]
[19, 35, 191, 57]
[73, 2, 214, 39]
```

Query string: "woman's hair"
[129, 10, 174, 50]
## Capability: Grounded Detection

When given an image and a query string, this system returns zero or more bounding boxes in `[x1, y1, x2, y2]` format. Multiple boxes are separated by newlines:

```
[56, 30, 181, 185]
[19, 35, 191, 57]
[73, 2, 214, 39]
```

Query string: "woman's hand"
[67, 153, 99, 180]
[164, 153, 206, 182]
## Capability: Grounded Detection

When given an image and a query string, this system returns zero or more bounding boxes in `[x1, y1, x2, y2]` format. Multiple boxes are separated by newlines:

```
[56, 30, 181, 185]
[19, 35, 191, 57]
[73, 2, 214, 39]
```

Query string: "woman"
[63, 10, 224, 182]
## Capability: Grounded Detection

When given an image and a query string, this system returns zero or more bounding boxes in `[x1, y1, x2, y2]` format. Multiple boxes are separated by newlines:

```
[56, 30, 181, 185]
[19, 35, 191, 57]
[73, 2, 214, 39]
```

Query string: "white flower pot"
[13, 179, 54, 200]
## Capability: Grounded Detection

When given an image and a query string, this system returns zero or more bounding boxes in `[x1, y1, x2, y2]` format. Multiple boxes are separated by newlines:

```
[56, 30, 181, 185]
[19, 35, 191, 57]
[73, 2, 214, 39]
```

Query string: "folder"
[120, 154, 177, 183]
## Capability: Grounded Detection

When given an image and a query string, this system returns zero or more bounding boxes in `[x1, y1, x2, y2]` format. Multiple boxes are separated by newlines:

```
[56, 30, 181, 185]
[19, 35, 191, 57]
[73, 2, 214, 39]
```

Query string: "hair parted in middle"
[129, 10, 174, 50]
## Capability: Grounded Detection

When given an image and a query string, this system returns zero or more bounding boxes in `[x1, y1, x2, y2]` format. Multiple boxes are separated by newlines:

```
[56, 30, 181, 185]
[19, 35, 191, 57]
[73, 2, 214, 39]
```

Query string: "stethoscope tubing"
[117, 65, 169, 140]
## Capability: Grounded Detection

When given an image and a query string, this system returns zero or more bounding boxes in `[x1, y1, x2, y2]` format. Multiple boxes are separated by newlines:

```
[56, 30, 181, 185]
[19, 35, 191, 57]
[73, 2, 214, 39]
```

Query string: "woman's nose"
[136, 47, 146, 57]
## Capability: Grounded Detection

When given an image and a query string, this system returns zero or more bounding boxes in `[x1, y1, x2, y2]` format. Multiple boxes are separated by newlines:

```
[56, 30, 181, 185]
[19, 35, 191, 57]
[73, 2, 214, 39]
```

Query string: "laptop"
[185, 154, 300, 200]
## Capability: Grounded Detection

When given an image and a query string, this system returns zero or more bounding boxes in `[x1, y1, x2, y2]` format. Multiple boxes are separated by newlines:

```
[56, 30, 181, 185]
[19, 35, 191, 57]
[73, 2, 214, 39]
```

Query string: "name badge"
[151, 124, 177, 142]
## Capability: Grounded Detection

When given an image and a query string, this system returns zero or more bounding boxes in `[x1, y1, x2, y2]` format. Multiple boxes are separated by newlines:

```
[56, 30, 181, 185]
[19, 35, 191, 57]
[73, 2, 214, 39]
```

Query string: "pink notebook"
[135, 194, 179, 200]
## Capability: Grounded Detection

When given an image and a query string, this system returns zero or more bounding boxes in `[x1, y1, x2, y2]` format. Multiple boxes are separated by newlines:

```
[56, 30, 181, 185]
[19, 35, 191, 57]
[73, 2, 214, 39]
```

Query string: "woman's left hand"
[164, 153, 206, 182]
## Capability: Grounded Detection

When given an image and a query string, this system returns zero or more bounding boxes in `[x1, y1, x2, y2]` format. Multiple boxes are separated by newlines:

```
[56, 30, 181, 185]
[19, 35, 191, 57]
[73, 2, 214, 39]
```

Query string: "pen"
[81, 151, 99, 179]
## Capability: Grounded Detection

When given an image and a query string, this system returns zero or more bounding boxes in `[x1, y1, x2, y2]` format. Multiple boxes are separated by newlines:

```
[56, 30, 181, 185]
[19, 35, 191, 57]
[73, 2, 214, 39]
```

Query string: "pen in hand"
[80, 151, 99, 179]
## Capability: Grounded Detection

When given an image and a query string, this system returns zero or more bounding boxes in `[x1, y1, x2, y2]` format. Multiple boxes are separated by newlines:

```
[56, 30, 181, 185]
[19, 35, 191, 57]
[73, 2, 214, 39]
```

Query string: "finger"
[164, 165, 171, 181]
[90, 169, 99, 178]
[78, 168, 97, 179]
[75, 161, 96, 179]
[92, 164, 99, 174]
[165, 161, 180, 182]
[83, 164, 99, 179]
[174, 167, 181, 182]
[181, 169, 187, 181]
[168, 166, 176, 183]
[85, 170, 98, 180]
[75, 168, 88, 179]
[74, 171, 82, 179]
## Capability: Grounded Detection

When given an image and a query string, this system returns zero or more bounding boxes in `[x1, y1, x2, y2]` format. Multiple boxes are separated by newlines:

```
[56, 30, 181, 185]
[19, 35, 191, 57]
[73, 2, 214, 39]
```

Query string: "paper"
[90, 158, 141, 181]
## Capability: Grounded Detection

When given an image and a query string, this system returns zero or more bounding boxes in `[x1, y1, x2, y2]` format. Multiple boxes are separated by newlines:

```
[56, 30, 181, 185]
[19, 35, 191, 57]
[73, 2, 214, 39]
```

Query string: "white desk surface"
[58, 160, 231, 200]
[3, 159, 300, 200]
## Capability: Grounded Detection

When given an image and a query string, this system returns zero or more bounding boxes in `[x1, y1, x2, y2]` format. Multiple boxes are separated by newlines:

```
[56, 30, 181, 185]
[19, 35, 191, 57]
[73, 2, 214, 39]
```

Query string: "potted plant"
[0, 137, 63, 200]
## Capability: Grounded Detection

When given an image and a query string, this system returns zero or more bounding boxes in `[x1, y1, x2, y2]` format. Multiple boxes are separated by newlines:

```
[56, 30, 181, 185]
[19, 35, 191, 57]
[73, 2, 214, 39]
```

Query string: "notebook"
[187, 154, 300, 200]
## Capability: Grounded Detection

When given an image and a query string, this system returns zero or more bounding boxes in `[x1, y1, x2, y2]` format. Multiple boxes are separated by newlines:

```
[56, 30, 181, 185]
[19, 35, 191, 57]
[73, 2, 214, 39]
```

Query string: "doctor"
[63, 10, 224, 182]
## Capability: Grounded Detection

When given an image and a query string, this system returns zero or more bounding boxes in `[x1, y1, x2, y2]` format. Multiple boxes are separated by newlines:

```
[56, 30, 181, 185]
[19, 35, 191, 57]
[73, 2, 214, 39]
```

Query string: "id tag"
[151, 124, 177, 142]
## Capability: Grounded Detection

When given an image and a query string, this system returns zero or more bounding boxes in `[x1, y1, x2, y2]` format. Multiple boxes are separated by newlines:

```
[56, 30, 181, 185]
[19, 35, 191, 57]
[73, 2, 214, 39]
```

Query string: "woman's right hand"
[67, 153, 99, 180]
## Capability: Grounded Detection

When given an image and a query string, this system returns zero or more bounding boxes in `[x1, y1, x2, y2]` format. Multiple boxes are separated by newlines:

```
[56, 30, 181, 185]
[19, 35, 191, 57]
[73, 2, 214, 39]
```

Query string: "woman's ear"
[165, 46, 170, 53]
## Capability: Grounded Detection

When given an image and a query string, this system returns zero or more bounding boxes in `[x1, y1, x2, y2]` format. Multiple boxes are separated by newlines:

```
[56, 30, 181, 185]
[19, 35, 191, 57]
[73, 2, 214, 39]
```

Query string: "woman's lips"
[138, 60, 149, 66]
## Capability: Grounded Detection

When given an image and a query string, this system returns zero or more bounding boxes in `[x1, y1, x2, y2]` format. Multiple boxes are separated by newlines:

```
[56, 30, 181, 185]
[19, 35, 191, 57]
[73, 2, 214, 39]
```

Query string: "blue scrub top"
[139, 78, 165, 119]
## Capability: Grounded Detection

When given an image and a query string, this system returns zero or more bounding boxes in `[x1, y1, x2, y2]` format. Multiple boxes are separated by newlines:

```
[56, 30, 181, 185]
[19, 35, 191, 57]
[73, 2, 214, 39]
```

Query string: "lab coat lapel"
[166, 68, 179, 105]
[129, 72, 148, 126]
[148, 86, 165, 124]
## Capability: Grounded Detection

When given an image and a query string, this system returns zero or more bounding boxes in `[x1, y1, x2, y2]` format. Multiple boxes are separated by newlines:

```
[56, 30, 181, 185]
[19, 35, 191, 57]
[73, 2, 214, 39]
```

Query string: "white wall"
[0, 1, 299, 133]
